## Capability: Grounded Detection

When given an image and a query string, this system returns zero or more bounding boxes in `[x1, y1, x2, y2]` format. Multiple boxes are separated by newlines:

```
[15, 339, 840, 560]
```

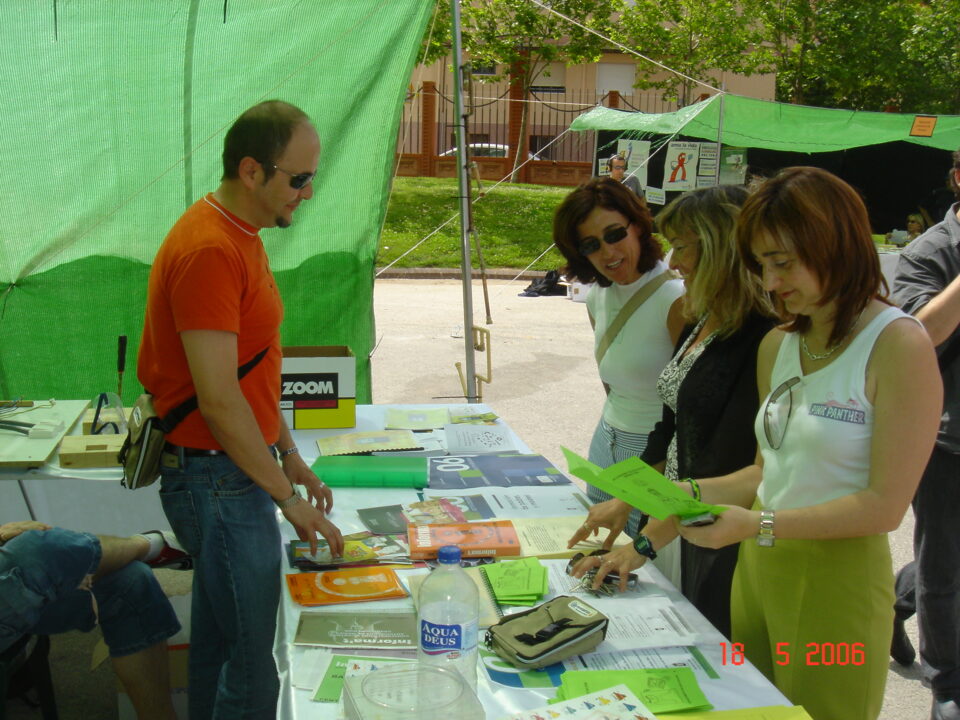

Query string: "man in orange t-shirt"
[137, 100, 343, 719]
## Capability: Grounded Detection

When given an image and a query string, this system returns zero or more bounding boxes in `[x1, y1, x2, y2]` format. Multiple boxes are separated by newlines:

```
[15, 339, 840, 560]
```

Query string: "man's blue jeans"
[0, 528, 179, 656]
[160, 454, 282, 720]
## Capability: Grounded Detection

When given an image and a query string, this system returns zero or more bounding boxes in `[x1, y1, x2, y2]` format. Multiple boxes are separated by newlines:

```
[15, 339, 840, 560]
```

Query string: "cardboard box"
[281, 346, 356, 429]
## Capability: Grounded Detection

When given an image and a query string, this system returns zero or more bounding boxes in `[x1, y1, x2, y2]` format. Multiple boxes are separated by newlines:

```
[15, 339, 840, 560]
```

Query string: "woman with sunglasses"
[568, 185, 777, 638]
[553, 177, 685, 581]
[664, 168, 937, 720]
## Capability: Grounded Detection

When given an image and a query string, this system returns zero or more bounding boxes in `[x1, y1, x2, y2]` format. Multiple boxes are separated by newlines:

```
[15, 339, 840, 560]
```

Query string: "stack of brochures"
[481, 557, 548, 606]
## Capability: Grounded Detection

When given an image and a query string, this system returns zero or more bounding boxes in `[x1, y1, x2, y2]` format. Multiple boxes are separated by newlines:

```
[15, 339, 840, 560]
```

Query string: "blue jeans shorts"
[0, 527, 179, 657]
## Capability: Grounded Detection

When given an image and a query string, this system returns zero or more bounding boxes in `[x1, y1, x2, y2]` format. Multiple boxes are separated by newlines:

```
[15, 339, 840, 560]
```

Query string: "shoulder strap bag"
[118, 347, 268, 489]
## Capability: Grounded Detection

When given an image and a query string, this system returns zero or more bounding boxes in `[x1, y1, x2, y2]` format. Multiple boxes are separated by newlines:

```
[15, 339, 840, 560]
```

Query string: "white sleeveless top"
[587, 261, 684, 433]
[755, 306, 913, 510]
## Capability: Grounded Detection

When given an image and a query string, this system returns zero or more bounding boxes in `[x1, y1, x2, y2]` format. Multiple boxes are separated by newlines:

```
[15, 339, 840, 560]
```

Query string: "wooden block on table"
[59, 434, 125, 468]
[81, 407, 133, 434]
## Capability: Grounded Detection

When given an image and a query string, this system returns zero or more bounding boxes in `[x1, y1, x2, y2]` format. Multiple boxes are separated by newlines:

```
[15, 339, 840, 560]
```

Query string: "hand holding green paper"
[561, 448, 726, 521]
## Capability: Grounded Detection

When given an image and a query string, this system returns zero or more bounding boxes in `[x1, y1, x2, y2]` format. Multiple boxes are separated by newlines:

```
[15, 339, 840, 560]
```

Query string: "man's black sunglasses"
[578, 224, 629, 256]
[269, 163, 315, 190]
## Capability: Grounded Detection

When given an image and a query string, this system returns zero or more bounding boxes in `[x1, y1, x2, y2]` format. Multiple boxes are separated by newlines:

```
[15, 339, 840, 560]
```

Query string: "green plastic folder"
[310, 455, 428, 488]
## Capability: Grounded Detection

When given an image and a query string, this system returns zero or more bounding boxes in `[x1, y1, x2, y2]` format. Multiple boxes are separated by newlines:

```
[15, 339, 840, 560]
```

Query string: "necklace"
[800, 307, 867, 361]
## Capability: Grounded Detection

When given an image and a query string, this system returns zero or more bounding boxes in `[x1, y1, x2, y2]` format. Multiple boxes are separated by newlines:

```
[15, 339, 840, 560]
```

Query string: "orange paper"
[285, 566, 409, 606]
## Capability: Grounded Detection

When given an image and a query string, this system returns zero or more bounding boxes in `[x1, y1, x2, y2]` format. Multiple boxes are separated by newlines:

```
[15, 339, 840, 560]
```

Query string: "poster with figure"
[664, 141, 699, 191]
[616, 138, 650, 188]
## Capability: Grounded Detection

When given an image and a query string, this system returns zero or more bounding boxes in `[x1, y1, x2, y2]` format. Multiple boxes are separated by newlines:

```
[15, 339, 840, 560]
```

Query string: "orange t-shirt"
[137, 194, 284, 449]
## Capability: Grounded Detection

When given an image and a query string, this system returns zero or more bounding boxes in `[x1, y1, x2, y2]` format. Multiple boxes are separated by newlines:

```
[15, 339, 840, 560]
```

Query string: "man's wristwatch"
[757, 509, 775, 547]
[274, 490, 302, 510]
[632, 533, 657, 560]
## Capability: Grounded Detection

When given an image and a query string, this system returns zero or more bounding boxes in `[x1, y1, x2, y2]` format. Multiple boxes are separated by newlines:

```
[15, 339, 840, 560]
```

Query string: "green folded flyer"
[310, 455, 428, 488]
[561, 447, 726, 521]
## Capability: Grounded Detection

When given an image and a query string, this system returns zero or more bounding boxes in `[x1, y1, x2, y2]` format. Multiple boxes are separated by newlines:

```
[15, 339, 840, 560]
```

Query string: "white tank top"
[587, 261, 684, 433]
[756, 306, 913, 510]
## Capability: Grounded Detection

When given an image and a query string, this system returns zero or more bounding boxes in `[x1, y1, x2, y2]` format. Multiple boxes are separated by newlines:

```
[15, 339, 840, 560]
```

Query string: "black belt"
[162, 442, 227, 457]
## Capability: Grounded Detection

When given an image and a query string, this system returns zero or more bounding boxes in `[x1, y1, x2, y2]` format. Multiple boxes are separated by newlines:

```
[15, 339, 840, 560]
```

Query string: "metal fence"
[398, 82, 676, 164]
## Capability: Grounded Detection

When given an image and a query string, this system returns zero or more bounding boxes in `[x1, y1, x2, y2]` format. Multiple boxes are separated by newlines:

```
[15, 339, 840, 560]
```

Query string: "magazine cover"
[357, 494, 496, 534]
[407, 519, 522, 560]
[428, 454, 572, 489]
[288, 532, 410, 570]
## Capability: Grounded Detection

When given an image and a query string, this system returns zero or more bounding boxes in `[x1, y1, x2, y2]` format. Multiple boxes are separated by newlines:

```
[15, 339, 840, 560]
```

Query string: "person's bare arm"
[914, 272, 960, 346]
[181, 330, 343, 555]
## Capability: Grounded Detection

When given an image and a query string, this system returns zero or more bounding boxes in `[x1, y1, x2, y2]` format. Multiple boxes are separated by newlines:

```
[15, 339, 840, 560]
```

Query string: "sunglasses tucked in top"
[578, 223, 629, 256]
[269, 163, 315, 190]
[762, 375, 802, 450]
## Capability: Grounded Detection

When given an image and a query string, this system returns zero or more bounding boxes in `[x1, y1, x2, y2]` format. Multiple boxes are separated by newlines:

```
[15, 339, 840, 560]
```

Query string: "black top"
[640, 310, 776, 638]
[642, 311, 776, 478]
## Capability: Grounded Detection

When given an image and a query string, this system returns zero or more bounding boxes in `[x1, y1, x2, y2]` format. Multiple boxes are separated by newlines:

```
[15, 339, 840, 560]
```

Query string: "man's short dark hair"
[222, 100, 310, 181]
[606, 154, 625, 171]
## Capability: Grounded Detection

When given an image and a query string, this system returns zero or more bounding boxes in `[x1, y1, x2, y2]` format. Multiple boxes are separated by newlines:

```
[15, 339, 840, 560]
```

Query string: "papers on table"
[294, 609, 417, 648]
[444, 423, 517, 453]
[498, 683, 657, 720]
[555, 667, 711, 714]
[421, 486, 590, 518]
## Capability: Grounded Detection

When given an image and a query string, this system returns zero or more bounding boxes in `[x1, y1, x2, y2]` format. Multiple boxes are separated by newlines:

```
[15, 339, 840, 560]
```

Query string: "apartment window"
[530, 62, 565, 93]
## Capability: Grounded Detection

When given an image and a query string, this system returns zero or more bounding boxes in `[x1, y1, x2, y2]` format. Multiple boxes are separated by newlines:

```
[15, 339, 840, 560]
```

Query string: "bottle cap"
[437, 545, 462, 564]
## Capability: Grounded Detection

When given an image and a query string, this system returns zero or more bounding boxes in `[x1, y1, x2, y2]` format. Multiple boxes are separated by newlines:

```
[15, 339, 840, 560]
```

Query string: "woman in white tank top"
[670, 168, 942, 720]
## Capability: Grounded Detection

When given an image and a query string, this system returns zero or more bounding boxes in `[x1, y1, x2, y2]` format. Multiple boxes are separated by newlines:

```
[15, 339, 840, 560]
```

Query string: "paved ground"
[8, 275, 931, 719]
[371, 277, 931, 720]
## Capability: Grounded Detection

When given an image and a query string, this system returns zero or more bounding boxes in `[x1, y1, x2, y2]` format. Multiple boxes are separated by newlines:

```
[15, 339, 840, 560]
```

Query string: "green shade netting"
[572, 94, 960, 153]
[0, 0, 433, 405]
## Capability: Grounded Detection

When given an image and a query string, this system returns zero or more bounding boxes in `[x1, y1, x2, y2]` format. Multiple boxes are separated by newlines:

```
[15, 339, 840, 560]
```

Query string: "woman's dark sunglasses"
[269, 163, 315, 190]
[578, 224, 629, 256]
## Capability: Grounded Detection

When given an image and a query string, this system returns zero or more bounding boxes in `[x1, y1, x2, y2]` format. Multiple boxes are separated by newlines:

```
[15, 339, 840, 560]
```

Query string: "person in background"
[575, 167, 941, 720]
[891, 147, 960, 720]
[569, 185, 777, 639]
[607, 154, 643, 197]
[553, 177, 685, 585]
[0, 521, 187, 720]
[886, 213, 927, 247]
[137, 100, 344, 719]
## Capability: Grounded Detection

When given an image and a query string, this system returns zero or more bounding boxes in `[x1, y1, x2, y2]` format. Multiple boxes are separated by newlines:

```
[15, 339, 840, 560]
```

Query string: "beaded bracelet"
[687, 477, 702, 502]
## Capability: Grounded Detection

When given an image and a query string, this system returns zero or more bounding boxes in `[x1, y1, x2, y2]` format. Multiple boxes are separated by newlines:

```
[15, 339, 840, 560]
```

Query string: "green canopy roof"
[570, 94, 960, 153]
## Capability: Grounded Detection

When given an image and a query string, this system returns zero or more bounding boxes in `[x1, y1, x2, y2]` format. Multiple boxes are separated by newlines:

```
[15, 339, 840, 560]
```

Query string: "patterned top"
[657, 315, 717, 480]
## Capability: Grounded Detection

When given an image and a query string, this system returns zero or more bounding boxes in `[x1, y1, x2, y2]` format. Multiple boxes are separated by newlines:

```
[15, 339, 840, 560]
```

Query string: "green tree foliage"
[619, 0, 764, 107]
[749, 0, 960, 113]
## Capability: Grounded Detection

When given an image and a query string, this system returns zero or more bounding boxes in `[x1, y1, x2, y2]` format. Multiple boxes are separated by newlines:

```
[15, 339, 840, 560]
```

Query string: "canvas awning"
[571, 94, 960, 153]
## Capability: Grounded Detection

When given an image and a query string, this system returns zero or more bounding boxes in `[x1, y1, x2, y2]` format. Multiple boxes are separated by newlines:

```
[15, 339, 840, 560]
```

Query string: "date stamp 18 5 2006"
[720, 642, 866, 667]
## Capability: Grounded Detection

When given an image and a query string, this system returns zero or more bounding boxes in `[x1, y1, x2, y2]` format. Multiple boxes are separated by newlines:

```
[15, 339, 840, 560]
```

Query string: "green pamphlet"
[561, 447, 726, 521]
[481, 557, 548, 606]
[555, 667, 712, 714]
[310, 455, 428, 488]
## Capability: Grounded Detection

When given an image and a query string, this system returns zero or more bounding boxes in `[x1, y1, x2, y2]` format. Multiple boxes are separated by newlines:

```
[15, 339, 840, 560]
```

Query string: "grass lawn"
[377, 177, 902, 272]
[378, 176, 571, 271]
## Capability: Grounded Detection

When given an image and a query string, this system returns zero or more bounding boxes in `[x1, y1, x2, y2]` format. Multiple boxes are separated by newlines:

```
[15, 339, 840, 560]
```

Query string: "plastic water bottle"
[417, 545, 479, 692]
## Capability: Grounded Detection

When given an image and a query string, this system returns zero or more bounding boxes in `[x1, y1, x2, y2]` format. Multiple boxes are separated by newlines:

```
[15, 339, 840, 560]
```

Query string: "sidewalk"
[372, 276, 929, 720]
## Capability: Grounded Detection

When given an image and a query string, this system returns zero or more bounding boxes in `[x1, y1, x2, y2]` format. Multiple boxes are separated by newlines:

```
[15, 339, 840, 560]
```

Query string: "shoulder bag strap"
[595, 271, 673, 366]
[159, 346, 270, 433]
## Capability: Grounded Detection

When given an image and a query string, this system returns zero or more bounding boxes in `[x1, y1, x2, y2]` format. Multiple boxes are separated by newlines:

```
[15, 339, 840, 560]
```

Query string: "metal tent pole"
[451, 0, 477, 402]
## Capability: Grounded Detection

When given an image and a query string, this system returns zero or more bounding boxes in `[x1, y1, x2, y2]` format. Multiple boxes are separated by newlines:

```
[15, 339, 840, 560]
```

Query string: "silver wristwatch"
[274, 490, 302, 510]
[757, 509, 775, 547]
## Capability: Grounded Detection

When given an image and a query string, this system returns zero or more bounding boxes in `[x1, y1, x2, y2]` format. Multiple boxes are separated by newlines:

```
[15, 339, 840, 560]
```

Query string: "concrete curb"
[375, 267, 547, 281]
